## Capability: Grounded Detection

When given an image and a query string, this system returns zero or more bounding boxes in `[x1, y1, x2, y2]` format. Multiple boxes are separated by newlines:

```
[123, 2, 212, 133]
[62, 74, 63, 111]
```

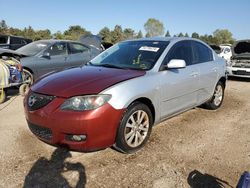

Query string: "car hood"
[31, 66, 146, 98]
[0, 48, 27, 58]
[232, 40, 250, 59]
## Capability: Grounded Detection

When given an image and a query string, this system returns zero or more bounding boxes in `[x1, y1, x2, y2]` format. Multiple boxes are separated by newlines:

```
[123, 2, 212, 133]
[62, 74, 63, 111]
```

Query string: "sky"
[0, 0, 250, 40]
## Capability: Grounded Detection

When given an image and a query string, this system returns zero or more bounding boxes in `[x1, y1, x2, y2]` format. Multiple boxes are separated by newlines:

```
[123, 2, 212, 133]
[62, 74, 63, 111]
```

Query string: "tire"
[19, 84, 30, 96]
[114, 102, 153, 154]
[22, 69, 34, 85]
[0, 89, 6, 104]
[203, 81, 225, 110]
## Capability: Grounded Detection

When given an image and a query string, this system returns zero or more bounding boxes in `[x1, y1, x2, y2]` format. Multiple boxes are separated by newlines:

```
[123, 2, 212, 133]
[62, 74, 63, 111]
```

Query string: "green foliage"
[136, 30, 143, 38]
[0, 19, 236, 46]
[191, 32, 199, 39]
[99, 27, 112, 43]
[165, 30, 171, 37]
[213, 29, 235, 45]
[144, 18, 165, 37]
[123, 28, 135, 40]
[111, 25, 124, 43]
[63, 25, 91, 40]
[178, 32, 184, 37]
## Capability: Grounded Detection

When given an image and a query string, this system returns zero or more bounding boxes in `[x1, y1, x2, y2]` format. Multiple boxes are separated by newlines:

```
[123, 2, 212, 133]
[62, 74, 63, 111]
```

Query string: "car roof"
[34, 39, 81, 44]
[125, 37, 204, 43]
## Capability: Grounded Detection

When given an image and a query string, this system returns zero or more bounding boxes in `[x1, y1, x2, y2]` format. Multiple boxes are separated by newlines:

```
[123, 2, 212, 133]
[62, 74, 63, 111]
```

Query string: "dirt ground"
[0, 78, 250, 188]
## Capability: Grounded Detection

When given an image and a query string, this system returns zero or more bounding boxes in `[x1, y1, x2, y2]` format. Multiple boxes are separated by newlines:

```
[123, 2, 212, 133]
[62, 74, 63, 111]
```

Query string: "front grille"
[232, 70, 250, 76]
[27, 92, 55, 111]
[28, 122, 52, 141]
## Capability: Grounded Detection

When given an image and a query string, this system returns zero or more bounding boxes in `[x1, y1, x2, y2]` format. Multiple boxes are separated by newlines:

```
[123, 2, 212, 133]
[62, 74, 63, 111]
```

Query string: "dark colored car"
[0, 35, 32, 50]
[16, 39, 101, 82]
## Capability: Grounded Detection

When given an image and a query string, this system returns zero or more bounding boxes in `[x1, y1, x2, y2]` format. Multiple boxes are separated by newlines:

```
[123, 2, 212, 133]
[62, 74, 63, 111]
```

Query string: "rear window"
[0, 36, 8, 44]
[69, 43, 89, 54]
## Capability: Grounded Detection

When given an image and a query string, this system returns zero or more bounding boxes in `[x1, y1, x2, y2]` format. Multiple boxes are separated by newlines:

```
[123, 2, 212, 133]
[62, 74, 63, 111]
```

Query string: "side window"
[69, 43, 89, 54]
[163, 41, 193, 66]
[10, 37, 22, 44]
[48, 42, 67, 56]
[21, 39, 27, 45]
[192, 41, 213, 64]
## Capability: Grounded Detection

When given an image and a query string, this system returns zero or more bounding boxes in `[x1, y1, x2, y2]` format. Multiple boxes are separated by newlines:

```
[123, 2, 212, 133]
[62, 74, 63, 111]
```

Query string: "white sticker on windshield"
[139, 46, 159, 52]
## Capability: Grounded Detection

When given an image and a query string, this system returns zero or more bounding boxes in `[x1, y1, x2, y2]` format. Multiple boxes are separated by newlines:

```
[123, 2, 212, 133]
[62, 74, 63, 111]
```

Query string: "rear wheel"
[0, 89, 6, 104]
[203, 81, 225, 110]
[114, 102, 153, 154]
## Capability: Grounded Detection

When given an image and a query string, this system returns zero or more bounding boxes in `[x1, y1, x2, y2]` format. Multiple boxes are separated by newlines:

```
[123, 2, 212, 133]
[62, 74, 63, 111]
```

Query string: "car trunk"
[232, 40, 250, 68]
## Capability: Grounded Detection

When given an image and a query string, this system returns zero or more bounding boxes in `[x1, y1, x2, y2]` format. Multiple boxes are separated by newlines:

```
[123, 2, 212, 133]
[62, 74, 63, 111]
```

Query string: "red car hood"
[31, 66, 145, 98]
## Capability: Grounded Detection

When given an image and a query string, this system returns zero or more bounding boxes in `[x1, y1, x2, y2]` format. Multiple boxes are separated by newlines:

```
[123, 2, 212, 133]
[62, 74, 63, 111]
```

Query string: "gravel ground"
[0, 78, 249, 188]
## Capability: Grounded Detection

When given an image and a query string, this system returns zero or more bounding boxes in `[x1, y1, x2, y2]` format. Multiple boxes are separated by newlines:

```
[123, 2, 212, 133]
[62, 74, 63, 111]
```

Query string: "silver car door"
[159, 40, 200, 119]
[191, 41, 218, 104]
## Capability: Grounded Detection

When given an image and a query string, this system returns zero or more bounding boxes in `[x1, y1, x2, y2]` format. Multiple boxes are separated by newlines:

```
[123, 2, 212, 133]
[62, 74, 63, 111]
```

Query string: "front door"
[159, 40, 200, 119]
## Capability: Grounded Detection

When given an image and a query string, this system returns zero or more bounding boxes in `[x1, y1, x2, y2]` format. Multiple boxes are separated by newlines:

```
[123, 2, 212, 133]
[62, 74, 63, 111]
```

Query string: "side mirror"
[42, 52, 50, 59]
[166, 59, 186, 69]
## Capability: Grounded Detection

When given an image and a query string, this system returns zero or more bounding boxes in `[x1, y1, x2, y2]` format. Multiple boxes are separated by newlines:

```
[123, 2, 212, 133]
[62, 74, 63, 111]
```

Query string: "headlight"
[60, 94, 111, 111]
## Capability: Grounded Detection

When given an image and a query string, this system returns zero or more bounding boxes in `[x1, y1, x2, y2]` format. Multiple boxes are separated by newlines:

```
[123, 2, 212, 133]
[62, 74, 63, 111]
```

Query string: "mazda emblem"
[28, 95, 37, 107]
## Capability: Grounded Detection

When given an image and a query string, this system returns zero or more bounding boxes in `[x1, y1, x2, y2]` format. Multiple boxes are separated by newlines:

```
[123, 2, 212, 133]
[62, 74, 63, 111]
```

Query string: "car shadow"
[23, 148, 86, 188]
[187, 170, 233, 188]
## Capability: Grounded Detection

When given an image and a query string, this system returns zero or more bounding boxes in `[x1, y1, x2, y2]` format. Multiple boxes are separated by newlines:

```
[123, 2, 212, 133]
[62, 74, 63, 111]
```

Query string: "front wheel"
[22, 69, 34, 85]
[203, 81, 225, 110]
[114, 102, 153, 154]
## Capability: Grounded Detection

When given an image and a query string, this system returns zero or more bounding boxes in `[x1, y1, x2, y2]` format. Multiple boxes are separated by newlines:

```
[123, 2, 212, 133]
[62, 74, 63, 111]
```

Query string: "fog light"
[66, 134, 86, 142]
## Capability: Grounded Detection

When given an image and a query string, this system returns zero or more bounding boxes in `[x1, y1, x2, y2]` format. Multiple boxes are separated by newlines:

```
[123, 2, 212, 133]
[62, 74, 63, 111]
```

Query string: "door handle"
[190, 72, 199, 77]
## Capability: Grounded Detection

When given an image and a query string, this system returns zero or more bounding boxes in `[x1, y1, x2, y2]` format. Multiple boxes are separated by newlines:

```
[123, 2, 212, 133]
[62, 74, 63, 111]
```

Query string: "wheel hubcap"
[214, 85, 223, 106]
[124, 110, 149, 148]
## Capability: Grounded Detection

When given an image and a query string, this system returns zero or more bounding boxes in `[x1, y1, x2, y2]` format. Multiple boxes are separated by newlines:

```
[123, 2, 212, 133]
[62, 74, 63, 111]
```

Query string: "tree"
[191, 32, 199, 39]
[144, 18, 165, 37]
[0, 20, 8, 34]
[213, 29, 235, 45]
[123, 28, 135, 40]
[165, 30, 171, 37]
[184, 33, 189, 37]
[111, 25, 123, 43]
[53, 31, 64, 39]
[178, 32, 184, 37]
[99, 27, 112, 43]
[64, 25, 91, 40]
[136, 30, 143, 38]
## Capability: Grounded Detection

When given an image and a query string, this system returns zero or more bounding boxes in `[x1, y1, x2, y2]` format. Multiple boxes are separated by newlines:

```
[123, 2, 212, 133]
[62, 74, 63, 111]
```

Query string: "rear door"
[191, 41, 218, 103]
[67, 42, 92, 67]
[159, 40, 200, 119]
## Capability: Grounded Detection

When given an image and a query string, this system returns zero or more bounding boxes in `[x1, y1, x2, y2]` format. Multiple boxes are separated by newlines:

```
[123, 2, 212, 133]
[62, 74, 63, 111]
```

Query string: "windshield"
[16, 41, 51, 56]
[90, 40, 169, 70]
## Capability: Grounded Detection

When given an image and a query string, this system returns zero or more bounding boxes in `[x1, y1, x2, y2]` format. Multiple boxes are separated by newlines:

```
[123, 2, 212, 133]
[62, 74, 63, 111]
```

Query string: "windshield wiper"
[97, 63, 125, 69]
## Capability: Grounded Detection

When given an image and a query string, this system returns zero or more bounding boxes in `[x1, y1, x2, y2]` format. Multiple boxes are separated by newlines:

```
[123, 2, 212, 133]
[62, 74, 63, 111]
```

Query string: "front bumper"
[24, 95, 125, 152]
[226, 66, 250, 78]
